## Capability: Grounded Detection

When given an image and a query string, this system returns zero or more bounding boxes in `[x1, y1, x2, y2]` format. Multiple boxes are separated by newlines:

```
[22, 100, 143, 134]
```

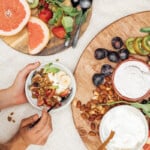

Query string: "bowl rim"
[99, 105, 149, 149]
[25, 61, 76, 112]
[112, 57, 150, 102]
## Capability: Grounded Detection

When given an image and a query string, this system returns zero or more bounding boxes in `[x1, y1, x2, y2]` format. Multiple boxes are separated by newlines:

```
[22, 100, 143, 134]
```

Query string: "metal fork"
[28, 95, 70, 128]
[72, 0, 92, 48]
[28, 104, 56, 128]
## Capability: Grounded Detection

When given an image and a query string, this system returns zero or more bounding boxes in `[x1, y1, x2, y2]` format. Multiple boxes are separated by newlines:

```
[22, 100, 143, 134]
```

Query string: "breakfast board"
[0, 1, 91, 56]
[71, 11, 150, 150]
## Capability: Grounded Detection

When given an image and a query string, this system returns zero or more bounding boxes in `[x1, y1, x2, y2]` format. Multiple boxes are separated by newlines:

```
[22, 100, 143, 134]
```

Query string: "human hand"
[0, 62, 40, 109]
[5, 109, 52, 150]
[10, 62, 40, 105]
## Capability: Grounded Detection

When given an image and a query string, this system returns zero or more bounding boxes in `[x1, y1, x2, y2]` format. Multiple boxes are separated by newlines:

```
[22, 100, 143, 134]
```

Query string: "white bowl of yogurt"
[112, 58, 150, 101]
[25, 62, 76, 112]
[99, 105, 148, 150]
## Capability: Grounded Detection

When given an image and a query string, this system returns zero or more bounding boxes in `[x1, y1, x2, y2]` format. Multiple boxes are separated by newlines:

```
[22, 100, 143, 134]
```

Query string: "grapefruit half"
[27, 17, 50, 55]
[0, 0, 31, 36]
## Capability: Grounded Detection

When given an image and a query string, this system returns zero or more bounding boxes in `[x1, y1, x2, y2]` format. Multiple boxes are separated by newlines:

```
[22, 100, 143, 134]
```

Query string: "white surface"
[0, 0, 150, 150]
[100, 105, 148, 150]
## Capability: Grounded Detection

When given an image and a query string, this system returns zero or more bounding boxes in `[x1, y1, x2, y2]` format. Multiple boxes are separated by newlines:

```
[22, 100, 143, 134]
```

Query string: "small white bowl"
[112, 58, 150, 101]
[99, 105, 148, 150]
[25, 62, 76, 112]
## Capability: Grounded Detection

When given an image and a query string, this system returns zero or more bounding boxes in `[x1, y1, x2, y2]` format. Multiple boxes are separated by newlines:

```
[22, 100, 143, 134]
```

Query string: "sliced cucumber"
[140, 27, 150, 33]
[27, 0, 39, 9]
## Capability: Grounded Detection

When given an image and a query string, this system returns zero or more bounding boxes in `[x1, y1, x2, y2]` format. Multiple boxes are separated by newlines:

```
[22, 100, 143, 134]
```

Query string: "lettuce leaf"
[62, 16, 73, 33]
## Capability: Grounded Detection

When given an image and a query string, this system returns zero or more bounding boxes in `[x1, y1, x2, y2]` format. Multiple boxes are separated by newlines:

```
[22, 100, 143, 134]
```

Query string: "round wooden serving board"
[71, 11, 150, 150]
[0, 3, 91, 56]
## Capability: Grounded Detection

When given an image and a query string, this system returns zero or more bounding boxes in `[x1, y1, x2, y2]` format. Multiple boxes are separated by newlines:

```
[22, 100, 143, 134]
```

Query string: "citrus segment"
[27, 17, 50, 55]
[0, 0, 31, 36]
[28, 22, 44, 49]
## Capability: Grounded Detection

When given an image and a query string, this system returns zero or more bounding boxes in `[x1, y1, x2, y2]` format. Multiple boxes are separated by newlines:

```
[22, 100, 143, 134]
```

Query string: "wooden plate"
[71, 11, 150, 150]
[0, 1, 92, 56]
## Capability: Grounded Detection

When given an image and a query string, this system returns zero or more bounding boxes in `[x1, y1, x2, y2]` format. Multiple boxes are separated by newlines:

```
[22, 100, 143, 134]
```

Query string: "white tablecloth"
[0, 0, 150, 150]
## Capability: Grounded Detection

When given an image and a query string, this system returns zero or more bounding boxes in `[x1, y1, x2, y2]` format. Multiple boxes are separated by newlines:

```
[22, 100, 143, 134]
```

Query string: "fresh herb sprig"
[44, 63, 60, 73]
[100, 100, 150, 117]
[46, 0, 86, 38]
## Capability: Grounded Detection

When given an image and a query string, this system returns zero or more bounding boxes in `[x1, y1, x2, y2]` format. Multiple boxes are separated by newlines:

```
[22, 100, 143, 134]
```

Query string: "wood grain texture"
[0, 4, 91, 56]
[71, 11, 150, 150]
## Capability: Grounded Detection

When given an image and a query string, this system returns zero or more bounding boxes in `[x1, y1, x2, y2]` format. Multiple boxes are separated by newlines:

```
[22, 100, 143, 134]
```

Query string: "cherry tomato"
[60, 89, 71, 97]
[37, 97, 44, 106]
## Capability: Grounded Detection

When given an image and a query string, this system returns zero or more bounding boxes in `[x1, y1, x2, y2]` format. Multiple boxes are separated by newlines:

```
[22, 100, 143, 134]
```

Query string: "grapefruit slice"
[27, 17, 50, 55]
[0, 0, 31, 36]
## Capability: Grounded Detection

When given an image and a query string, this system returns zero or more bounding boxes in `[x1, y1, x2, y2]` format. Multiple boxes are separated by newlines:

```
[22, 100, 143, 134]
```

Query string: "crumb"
[10, 112, 14, 115]
[7, 116, 12, 122]
[55, 59, 59, 62]
[7, 112, 15, 123]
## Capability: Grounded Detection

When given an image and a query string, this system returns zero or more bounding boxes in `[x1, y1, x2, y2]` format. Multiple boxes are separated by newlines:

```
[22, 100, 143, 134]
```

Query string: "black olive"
[111, 36, 124, 49]
[101, 64, 113, 76]
[94, 48, 108, 60]
[107, 51, 120, 62]
[71, 0, 79, 7]
[92, 73, 105, 86]
[118, 48, 129, 60]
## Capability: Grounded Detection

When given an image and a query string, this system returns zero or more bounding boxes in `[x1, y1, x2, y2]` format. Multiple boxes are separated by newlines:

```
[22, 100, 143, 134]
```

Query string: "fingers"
[18, 62, 40, 79]
[40, 115, 52, 138]
[33, 109, 49, 132]
[38, 113, 52, 135]
[20, 110, 52, 146]
[34, 112, 52, 145]
[36, 128, 51, 145]
[20, 114, 39, 128]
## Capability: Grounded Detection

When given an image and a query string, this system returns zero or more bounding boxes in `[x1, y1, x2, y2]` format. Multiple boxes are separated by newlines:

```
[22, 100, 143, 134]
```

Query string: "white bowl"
[25, 62, 76, 112]
[112, 58, 150, 101]
[99, 105, 148, 150]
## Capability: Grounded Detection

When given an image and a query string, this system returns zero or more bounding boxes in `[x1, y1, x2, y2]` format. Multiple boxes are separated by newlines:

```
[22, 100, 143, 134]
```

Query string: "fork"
[28, 95, 69, 128]
[28, 104, 57, 128]
[72, 0, 92, 48]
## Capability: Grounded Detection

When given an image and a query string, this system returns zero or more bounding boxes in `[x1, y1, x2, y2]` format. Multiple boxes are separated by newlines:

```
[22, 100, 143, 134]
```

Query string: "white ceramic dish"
[25, 62, 76, 112]
[112, 58, 150, 101]
[99, 105, 148, 150]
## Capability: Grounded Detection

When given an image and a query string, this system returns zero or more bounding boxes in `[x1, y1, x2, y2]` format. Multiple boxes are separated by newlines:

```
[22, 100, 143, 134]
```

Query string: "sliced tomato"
[45, 89, 55, 98]
[44, 99, 52, 106]
[60, 88, 71, 97]
[45, 89, 51, 97]
[37, 97, 44, 106]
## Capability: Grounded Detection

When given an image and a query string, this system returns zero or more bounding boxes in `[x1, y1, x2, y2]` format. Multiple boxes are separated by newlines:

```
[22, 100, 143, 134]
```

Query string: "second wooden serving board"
[71, 11, 150, 150]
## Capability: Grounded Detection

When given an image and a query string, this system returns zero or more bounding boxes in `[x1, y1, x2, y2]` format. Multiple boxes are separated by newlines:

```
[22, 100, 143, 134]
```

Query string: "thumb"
[19, 62, 40, 79]
[20, 114, 39, 128]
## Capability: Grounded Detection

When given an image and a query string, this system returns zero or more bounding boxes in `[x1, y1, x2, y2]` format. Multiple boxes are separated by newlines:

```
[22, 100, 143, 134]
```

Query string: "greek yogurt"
[99, 105, 148, 150]
[114, 60, 150, 99]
